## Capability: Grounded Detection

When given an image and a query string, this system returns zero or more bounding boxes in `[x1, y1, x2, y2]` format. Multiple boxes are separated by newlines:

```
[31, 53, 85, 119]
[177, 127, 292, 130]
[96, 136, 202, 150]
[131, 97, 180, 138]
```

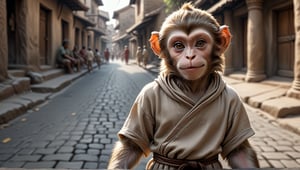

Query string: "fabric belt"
[153, 153, 219, 170]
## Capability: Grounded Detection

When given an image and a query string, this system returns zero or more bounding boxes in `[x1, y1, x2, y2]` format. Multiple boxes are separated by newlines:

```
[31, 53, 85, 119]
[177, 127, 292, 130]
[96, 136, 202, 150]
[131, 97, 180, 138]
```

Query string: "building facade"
[195, 0, 300, 99]
[0, 0, 107, 101]
[112, 5, 135, 59]
[127, 0, 167, 63]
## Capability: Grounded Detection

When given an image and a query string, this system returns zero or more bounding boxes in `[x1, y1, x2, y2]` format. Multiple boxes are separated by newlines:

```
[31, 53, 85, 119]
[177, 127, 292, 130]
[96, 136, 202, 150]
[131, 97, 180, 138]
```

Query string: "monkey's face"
[167, 28, 214, 81]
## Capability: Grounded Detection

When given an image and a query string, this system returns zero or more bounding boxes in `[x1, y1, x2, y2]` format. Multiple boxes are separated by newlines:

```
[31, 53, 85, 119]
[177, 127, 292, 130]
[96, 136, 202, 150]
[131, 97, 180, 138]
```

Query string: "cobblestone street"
[245, 105, 300, 168]
[0, 60, 300, 169]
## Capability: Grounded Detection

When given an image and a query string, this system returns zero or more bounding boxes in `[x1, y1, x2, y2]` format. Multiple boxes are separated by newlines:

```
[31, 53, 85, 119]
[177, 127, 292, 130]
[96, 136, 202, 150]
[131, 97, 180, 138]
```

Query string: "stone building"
[127, 0, 167, 63]
[194, 0, 300, 117]
[0, 0, 107, 101]
[98, 11, 110, 51]
[112, 5, 135, 59]
[78, 0, 109, 51]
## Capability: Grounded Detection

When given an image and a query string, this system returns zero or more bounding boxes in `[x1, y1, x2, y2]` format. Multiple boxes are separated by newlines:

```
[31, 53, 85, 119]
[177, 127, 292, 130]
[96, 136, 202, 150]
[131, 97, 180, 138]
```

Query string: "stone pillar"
[223, 10, 234, 75]
[245, 0, 266, 82]
[287, 0, 300, 99]
[0, 0, 8, 82]
[26, 0, 39, 69]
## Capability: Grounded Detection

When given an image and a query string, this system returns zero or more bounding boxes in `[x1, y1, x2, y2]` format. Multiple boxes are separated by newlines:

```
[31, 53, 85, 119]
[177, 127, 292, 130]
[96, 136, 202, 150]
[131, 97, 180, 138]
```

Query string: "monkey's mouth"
[180, 64, 205, 70]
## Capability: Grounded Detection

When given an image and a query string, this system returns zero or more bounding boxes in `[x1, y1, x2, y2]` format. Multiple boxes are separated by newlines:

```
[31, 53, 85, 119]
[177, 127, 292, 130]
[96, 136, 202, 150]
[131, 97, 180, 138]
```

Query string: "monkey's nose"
[186, 55, 196, 60]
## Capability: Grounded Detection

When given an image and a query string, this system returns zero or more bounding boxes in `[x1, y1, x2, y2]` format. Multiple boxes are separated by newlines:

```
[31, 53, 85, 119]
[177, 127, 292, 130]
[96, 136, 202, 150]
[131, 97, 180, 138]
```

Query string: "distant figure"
[72, 45, 84, 72]
[142, 45, 149, 67]
[95, 49, 101, 69]
[104, 48, 110, 63]
[79, 46, 88, 65]
[124, 45, 129, 65]
[87, 47, 94, 72]
[136, 46, 142, 66]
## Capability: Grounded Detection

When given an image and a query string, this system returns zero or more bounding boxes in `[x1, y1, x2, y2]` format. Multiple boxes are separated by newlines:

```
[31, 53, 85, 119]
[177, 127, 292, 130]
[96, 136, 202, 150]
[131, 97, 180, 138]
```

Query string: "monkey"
[108, 3, 259, 170]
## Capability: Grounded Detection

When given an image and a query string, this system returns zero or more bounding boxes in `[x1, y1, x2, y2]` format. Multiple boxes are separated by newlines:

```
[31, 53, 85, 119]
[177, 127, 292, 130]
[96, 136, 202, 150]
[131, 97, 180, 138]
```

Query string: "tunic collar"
[155, 72, 226, 107]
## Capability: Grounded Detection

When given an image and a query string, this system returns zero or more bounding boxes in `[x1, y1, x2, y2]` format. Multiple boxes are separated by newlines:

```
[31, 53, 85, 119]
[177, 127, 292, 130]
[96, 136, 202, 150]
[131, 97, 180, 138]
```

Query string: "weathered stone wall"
[119, 6, 135, 36]
[0, 0, 8, 81]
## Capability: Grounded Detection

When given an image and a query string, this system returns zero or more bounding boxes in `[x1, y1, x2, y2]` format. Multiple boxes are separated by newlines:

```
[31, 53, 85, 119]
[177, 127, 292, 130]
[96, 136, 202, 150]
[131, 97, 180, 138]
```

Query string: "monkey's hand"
[227, 140, 259, 168]
[108, 137, 143, 169]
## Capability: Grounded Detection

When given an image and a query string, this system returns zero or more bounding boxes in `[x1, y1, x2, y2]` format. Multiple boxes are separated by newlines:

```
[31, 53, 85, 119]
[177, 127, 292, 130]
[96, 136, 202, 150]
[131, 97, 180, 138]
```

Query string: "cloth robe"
[118, 73, 255, 169]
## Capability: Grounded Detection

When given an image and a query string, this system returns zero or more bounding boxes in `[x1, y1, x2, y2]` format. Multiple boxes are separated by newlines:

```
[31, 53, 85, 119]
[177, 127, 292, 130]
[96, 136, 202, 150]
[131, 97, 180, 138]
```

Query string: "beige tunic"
[118, 73, 255, 169]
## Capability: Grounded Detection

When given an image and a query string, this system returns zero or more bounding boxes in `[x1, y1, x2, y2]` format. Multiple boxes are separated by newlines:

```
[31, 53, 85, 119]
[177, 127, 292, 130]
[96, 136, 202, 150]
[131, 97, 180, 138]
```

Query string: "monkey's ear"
[149, 31, 161, 56]
[219, 25, 232, 54]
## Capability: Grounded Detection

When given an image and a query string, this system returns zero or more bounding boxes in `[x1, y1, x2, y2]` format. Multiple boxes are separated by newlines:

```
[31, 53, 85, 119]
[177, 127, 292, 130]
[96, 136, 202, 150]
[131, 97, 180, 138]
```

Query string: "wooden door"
[39, 7, 49, 65]
[75, 28, 80, 47]
[277, 7, 295, 77]
[62, 20, 69, 42]
[7, 0, 17, 64]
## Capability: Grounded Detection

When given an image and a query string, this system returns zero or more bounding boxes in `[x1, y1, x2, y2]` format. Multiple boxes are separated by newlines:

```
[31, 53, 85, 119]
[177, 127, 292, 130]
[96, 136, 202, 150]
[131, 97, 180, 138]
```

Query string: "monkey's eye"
[195, 39, 206, 48]
[173, 42, 185, 50]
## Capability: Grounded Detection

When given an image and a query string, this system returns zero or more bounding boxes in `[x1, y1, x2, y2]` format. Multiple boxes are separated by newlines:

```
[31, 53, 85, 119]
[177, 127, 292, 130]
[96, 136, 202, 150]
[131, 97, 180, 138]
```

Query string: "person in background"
[104, 48, 110, 63]
[142, 45, 149, 67]
[124, 45, 129, 65]
[95, 49, 101, 69]
[87, 47, 95, 73]
[136, 46, 142, 66]
[56, 40, 75, 73]
[80, 46, 88, 66]
[72, 45, 83, 72]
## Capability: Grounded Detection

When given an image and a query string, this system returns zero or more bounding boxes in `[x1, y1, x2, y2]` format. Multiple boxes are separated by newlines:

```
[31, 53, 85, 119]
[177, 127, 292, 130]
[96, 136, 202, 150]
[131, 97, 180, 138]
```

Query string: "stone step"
[0, 83, 15, 101]
[261, 96, 300, 118]
[0, 64, 96, 125]
[41, 69, 65, 81]
[31, 71, 86, 93]
[0, 77, 31, 101]
[0, 92, 51, 124]
[40, 65, 54, 71]
[9, 65, 64, 81]
[8, 69, 26, 77]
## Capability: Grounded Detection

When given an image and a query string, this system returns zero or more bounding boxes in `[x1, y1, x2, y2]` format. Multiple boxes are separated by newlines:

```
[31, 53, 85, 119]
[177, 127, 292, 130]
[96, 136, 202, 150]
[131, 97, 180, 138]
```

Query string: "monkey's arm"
[227, 140, 259, 168]
[108, 137, 143, 169]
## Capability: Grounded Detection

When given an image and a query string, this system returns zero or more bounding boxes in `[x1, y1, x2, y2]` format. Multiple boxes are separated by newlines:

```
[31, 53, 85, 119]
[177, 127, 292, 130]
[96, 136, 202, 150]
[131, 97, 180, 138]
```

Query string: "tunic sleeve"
[118, 83, 155, 157]
[221, 89, 255, 158]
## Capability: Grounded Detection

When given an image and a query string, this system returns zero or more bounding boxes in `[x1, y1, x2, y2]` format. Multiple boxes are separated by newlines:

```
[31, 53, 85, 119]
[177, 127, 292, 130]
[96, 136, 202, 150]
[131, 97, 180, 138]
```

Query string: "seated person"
[71, 45, 83, 72]
[56, 40, 78, 73]
[80, 46, 88, 66]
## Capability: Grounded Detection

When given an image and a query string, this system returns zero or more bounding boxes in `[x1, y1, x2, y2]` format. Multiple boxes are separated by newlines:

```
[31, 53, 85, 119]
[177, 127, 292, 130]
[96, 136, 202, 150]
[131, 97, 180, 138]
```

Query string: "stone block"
[23, 161, 56, 168]
[230, 83, 279, 103]
[0, 85, 14, 101]
[72, 154, 98, 161]
[248, 88, 286, 108]
[11, 77, 30, 94]
[0, 102, 24, 124]
[261, 97, 300, 118]
[261, 152, 290, 160]
[42, 154, 72, 161]
[10, 155, 42, 162]
[281, 160, 300, 168]
[56, 161, 84, 169]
